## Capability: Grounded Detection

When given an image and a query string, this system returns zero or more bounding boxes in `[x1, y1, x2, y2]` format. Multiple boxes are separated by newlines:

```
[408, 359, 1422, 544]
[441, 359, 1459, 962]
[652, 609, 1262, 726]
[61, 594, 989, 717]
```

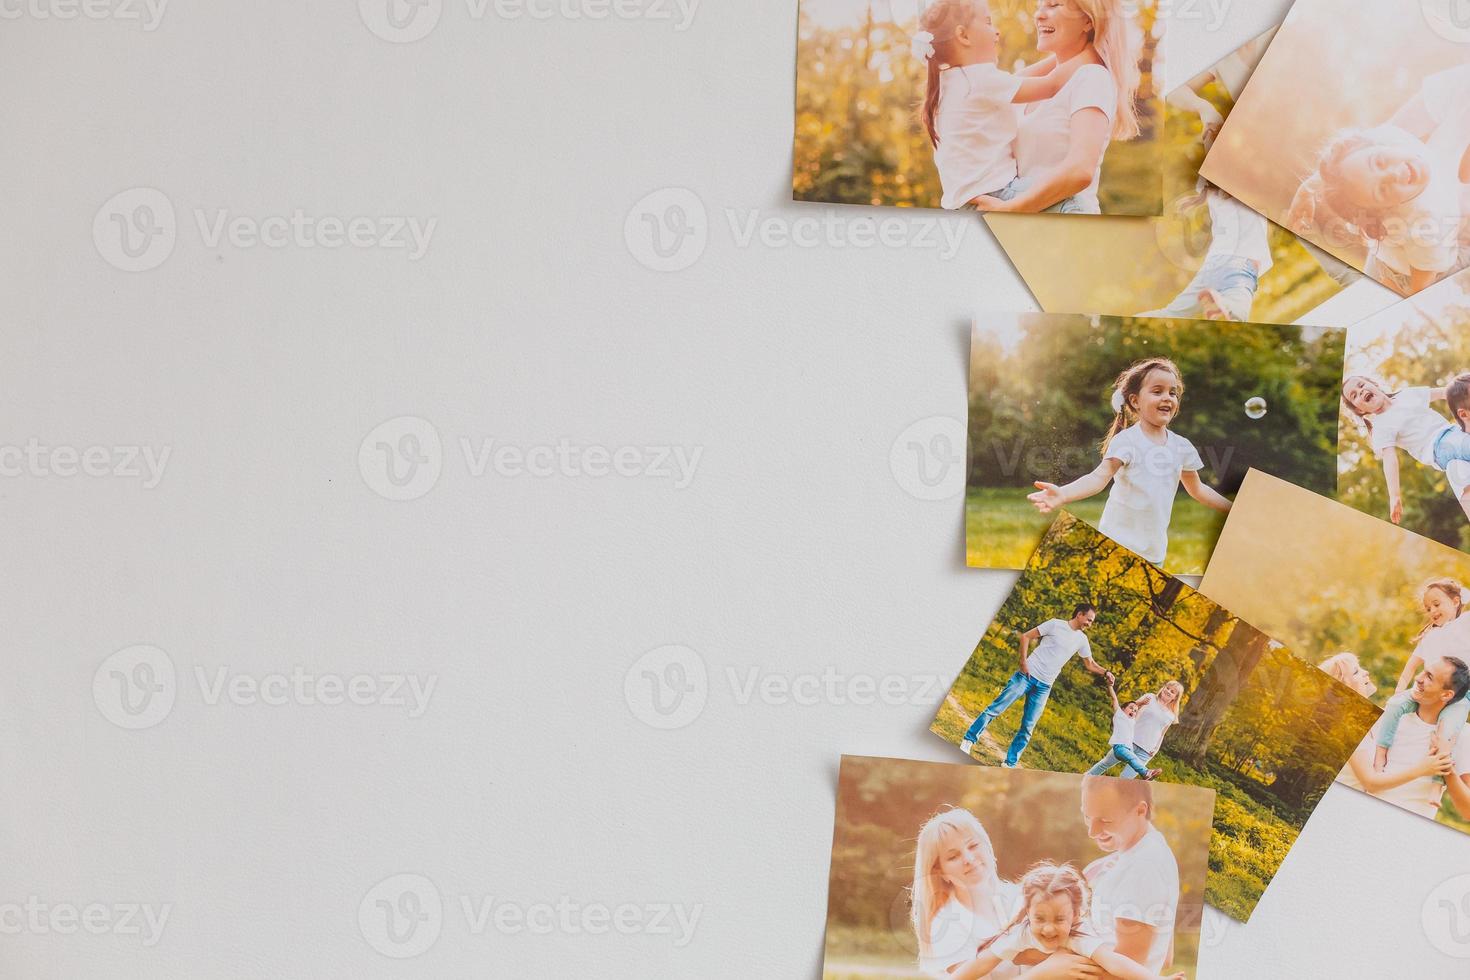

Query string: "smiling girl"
[1028, 358, 1231, 564]
[1341, 374, 1470, 524]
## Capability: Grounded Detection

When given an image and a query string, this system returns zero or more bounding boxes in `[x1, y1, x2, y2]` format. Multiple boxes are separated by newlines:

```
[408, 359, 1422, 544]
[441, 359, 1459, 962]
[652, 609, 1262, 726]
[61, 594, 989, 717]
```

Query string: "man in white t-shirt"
[1341, 656, 1470, 819]
[959, 604, 1113, 767]
[1079, 777, 1181, 975]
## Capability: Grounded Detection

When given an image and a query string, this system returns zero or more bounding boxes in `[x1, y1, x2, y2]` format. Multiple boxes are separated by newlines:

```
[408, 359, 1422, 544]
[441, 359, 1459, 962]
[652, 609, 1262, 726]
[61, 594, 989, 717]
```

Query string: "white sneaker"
[1000, 762, 1016, 769]
[959, 739, 975, 755]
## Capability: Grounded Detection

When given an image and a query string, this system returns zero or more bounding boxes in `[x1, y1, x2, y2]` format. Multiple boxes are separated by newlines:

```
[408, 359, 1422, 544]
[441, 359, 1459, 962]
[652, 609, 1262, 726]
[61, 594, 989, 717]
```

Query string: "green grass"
[934, 681, 1292, 922]
[965, 487, 1226, 575]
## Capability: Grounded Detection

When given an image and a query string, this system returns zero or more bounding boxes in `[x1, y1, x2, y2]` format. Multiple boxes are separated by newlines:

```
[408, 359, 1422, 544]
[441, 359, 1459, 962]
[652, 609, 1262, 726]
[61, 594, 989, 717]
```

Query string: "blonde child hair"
[1101, 357, 1184, 456]
[1417, 578, 1466, 642]
[977, 861, 1092, 954]
[910, 807, 1001, 949]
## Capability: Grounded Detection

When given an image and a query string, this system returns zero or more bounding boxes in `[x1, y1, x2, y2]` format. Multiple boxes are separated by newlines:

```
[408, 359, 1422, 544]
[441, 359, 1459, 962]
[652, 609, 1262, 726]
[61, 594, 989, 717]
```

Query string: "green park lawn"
[965, 487, 1227, 576]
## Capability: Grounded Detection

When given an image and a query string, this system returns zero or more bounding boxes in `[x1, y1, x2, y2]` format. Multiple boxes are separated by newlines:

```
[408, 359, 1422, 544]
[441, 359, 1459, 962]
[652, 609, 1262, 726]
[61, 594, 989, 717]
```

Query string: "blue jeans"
[962, 671, 1053, 766]
[1433, 426, 1470, 470]
[1087, 743, 1154, 779]
[1140, 256, 1260, 321]
[958, 176, 1087, 214]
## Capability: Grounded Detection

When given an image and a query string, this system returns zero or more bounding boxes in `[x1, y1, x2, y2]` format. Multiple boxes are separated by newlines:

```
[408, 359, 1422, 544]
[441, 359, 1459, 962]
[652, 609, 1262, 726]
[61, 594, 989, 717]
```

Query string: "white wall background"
[1, 0, 1466, 976]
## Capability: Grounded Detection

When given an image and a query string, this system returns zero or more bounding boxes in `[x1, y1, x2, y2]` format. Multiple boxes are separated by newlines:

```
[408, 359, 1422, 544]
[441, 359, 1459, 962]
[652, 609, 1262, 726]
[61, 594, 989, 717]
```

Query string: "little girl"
[1028, 358, 1232, 564]
[1100, 677, 1162, 780]
[970, 863, 1185, 980]
[1375, 580, 1470, 773]
[916, 0, 1086, 211]
[1286, 124, 1463, 296]
[1341, 374, 1470, 525]
[1139, 183, 1272, 322]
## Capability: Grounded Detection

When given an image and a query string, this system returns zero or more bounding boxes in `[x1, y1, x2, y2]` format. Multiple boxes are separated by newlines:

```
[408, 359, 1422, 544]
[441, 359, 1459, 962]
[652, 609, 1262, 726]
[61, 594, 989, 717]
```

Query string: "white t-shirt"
[1128, 699, 1177, 754]
[1025, 618, 1093, 685]
[1339, 710, 1470, 818]
[1109, 708, 1136, 747]
[920, 884, 1022, 980]
[986, 923, 1107, 963]
[1368, 387, 1453, 468]
[1204, 192, 1274, 275]
[935, 63, 1024, 210]
[1447, 458, 1470, 501]
[1014, 64, 1117, 211]
[1084, 827, 1179, 975]
[1414, 612, 1470, 667]
[1097, 424, 1205, 564]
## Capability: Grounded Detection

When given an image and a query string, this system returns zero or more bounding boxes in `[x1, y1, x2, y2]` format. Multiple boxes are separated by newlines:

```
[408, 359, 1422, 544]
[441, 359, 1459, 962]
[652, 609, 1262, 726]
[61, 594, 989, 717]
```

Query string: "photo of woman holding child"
[793, 0, 1164, 215]
[821, 757, 1213, 979]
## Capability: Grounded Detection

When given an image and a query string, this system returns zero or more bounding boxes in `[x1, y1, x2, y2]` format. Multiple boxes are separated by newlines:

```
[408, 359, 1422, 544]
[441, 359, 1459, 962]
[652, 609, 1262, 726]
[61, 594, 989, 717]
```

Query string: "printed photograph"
[934, 512, 1381, 920]
[1338, 266, 1470, 552]
[966, 313, 1345, 573]
[1200, 0, 1470, 297]
[1199, 469, 1470, 835]
[793, 0, 1166, 214]
[823, 755, 1213, 979]
[988, 26, 1361, 325]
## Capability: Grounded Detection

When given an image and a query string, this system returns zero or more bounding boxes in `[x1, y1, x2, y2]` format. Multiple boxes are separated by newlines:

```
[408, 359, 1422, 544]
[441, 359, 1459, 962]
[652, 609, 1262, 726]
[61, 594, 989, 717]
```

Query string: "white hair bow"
[912, 30, 936, 61]
[1111, 389, 1125, 414]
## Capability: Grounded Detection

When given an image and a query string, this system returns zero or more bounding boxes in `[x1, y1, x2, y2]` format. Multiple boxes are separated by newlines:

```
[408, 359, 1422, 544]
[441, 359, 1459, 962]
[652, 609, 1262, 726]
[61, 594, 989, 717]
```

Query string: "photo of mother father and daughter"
[957, 602, 1185, 782]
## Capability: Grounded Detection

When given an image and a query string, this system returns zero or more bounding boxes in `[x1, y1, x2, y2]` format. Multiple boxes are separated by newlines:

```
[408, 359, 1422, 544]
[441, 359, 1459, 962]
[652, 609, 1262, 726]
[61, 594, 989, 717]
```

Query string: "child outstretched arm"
[1089, 944, 1185, 980]
[1180, 470, 1231, 513]
[1028, 459, 1123, 513]
[1011, 52, 1089, 104]
[1379, 449, 1405, 525]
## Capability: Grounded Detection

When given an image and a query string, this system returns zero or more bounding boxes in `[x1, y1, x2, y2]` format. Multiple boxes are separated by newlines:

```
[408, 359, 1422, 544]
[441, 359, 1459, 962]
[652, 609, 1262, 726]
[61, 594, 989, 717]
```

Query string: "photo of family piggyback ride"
[793, 0, 1163, 215]
[822, 756, 1214, 980]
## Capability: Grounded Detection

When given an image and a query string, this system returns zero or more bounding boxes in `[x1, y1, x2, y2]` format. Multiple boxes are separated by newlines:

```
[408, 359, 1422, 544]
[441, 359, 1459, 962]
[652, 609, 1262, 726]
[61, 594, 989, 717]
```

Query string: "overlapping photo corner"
[1338, 265, 1470, 554]
[965, 313, 1344, 575]
[1201, 469, 1470, 837]
[793, 0, 1166, 216]
[1201, 0, 1470, 298]
[823, 756, 1214, 979]
[932, 511, 1381, 921]
[987, 25, 1364, 325]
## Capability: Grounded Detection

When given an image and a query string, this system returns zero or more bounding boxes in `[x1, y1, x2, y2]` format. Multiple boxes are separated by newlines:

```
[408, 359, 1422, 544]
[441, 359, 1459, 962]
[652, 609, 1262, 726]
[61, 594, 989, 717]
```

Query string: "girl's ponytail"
[921, 52, 944, 148]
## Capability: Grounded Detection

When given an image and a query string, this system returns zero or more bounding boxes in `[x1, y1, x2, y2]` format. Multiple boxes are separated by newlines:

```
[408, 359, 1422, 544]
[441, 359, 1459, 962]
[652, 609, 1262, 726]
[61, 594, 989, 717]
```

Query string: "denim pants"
[962, 671, 1053, 766]
[958, 176, 1088, 214]
[1141, 256, 1260, 320]
[1086, 743, 1155, 779]
[1434, 426, 1470, 471]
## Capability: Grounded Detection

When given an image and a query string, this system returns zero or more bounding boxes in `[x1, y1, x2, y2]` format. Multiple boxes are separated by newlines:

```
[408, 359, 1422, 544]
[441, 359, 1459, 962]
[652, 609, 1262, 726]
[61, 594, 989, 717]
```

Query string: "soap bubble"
[1244, 397, 1268, 420]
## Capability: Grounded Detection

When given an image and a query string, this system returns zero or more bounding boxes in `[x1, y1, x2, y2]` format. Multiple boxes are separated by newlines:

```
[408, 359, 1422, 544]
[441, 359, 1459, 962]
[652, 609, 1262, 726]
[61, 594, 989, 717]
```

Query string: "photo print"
[965, 313, 1345, 574]
[1201, 0, 1470, 297]
[934, 512, 1381, 919]
[1200, 469, 1470, 836]
[793, 0, 1166, 215]
[987, 26, 1361, 325]
[822, 755, 1214, 979]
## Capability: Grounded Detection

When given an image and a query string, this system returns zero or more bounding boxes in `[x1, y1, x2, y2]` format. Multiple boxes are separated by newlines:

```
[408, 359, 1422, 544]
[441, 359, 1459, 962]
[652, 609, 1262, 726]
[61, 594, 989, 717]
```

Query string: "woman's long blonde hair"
[911, 807, 1001, 950]
[1155, 679, 1184, 719]
[1070, 0, 1142, 141]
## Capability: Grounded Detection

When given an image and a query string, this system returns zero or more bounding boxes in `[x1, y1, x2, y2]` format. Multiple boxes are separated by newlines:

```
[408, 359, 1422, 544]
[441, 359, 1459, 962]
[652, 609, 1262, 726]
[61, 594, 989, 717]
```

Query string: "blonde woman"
[973, 0, 1143, 214]
[1085, 680, 1183, 779]
[911, 808, 1102, 979]
[1317, 652, 1377, 699]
